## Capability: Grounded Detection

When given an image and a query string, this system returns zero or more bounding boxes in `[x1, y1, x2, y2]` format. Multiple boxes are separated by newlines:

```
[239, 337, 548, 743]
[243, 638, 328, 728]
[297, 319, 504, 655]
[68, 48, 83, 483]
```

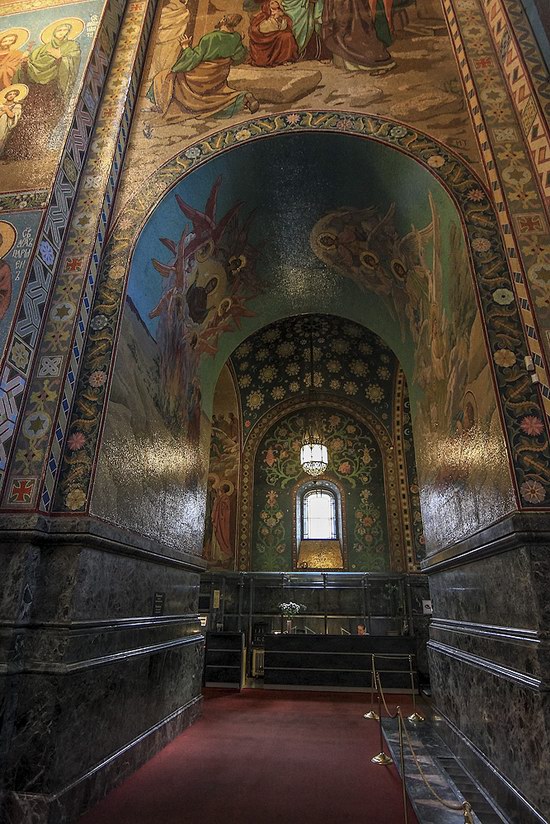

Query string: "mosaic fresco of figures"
[309, 192, 515, 546]
[203, 364, 241, 569]
[93, 133, 514, 551]
[116, 0, 481, 207]
[0, 0, 103, 193]
[0, 211, 41, 353]
[92, 176, 261, 548]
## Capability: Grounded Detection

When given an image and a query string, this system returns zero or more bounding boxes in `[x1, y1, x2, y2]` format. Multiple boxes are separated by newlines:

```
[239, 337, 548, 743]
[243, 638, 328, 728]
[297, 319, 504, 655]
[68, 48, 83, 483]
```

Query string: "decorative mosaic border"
[393, 369, 418, 573]
[483, 0, 550, 206]
[0, 0, 126, 488]
[0, 0, 156, 509]
[484, 0, 550, 209]
[0, 191, 49, 214]
[444, 0, 550, 401]
[238, 394, 403, 573]
[50, 111, 550, 514]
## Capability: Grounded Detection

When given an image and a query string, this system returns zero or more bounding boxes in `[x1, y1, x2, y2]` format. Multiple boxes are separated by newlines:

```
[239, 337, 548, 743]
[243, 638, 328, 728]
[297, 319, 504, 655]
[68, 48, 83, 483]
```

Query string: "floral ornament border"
[444, 0, 550, 402]
[238, 393, 405, 573]
[51, 111, 550, 514]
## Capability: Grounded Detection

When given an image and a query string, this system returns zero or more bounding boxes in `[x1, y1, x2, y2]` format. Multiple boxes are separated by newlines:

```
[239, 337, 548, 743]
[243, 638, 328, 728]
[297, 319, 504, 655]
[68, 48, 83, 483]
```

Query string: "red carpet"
[78, 689, 419, 824]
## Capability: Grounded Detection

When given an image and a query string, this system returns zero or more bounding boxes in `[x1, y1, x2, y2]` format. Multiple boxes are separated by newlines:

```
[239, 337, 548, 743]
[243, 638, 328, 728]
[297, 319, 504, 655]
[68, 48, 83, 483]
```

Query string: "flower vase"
[286, 619, 293, 634]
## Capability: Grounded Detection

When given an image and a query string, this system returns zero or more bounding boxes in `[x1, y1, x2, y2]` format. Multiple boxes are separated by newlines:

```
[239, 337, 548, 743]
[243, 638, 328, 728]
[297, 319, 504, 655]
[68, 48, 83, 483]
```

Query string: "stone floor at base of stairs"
[381, 716, 508, 824]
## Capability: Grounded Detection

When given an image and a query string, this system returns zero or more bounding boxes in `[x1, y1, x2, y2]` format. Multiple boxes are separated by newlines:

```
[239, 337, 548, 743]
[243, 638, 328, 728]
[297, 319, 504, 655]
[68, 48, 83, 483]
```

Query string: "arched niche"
[53, 115, 550, 560]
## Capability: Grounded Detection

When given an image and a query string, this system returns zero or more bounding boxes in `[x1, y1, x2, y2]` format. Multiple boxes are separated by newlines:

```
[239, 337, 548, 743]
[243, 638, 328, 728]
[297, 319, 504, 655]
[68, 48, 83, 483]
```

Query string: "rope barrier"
[398, 710, 474, 823]
[369, 663, 474, 823]
[363, 654, 379, 720]
[376, 672, 399, 719]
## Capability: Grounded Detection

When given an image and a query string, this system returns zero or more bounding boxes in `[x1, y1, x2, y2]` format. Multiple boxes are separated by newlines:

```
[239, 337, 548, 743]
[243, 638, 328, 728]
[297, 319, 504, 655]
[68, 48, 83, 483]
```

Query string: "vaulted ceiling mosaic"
[231, 314, 399, 439]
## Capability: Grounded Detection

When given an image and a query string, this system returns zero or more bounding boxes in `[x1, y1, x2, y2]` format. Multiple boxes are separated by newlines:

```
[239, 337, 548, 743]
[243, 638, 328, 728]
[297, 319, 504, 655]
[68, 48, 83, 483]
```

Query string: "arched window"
[295, 480, 343, 546]
[303, 488, 337, 539]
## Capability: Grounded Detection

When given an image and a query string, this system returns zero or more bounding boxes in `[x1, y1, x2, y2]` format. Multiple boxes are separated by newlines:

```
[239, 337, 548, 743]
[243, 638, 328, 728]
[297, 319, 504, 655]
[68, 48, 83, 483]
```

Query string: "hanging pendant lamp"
[300, 319, 328, 477]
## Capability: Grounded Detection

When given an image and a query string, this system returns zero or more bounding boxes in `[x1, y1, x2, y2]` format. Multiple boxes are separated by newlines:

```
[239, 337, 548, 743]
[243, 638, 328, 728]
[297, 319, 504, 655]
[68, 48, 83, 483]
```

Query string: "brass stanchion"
[363, 653, 379, 720]
[463, 801, 474, 823]
[397, 709, 408, 824]
[399, 704, 476, 822]
[407, 654, 424, 723]
[371, 674, 393, 765]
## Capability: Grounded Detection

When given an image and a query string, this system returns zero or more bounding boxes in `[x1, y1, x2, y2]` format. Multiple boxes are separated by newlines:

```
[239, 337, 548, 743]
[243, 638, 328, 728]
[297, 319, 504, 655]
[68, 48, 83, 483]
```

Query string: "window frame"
[295, 479, 343, 547]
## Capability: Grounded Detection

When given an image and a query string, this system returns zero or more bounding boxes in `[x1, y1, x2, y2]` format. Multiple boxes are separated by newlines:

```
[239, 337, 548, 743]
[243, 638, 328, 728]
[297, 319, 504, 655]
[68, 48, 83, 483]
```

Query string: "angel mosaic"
[149, 175, 262, 434]
[310, 192, 447, 391]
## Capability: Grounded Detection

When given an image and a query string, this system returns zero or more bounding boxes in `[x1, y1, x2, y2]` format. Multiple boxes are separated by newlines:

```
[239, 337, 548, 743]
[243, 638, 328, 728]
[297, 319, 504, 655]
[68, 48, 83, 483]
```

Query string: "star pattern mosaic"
[231, 315, 397, 439]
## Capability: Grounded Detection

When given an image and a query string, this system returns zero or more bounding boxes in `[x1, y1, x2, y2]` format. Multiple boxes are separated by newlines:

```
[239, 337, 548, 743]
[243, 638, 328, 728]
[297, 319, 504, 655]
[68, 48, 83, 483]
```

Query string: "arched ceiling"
[229, 314, 401, 440]
[128, 131, 468, 411]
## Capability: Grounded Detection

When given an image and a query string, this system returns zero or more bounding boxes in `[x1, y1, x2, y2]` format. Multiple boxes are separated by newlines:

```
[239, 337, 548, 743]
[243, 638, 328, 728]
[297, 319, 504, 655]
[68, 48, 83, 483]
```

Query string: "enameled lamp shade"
[300, 441, 328, 476]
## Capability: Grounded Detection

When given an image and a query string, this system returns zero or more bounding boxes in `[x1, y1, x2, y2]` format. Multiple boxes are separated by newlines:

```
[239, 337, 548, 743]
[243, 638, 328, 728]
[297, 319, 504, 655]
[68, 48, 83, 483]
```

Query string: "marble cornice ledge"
[430, 617, 545, 645]
[0, 633, 205, 676]
[0, 513, 207, 572]
[421, 510, 550, 572]
[428, 639, 548, 691]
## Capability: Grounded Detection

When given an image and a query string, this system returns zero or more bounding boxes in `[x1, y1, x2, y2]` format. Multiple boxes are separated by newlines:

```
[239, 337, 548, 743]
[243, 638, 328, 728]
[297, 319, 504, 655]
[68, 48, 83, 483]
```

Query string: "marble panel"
[428, 546, 540, 630]
[5, 699, 202, 824]
[0, 515, 206, 824]
[429, 643, 550, 819]
[4, 637, 204, 796]
[71, 546, 201, 621]
[429, 621, 541, 681]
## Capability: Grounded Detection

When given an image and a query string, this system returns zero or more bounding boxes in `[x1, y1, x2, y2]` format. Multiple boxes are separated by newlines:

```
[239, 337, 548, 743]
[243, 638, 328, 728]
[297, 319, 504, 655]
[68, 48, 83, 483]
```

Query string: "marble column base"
[0, 514, 207, 824]
[423, 511, 550, 823]
[4, 696, 202, 824]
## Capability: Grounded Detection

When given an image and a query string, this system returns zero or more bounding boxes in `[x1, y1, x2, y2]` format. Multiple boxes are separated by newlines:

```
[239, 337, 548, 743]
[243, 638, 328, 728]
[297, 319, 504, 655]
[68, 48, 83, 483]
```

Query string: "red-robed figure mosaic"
[249, 1, 298, 67]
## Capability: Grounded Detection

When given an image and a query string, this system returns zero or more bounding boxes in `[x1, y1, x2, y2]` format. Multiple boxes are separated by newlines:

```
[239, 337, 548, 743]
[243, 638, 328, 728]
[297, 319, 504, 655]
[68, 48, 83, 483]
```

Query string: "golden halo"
[0, 84, 29, 105]
[0, 222, 17, 259]
[220, 480, 234, 496]
[217, 297, 232, 317]
[208, 472, 220, 490]
[40, 17, 84, 44]
[0, 28, 30, 50]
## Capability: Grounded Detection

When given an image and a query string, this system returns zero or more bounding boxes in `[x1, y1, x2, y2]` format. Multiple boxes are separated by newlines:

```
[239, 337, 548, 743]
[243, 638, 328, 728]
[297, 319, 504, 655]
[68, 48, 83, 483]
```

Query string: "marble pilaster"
[0, 515, 206, 824]
[424, 512, 550, 822]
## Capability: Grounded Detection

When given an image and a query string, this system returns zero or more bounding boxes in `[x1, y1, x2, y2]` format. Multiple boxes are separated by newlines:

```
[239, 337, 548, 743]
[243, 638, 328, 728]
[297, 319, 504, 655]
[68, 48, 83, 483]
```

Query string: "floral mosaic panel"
[252, 407, 390, 572]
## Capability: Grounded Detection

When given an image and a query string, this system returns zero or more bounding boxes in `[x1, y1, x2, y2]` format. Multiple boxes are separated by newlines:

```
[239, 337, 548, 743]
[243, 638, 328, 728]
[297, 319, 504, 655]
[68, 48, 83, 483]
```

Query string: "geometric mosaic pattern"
[445, 0, 550, 408]
[52, 110, 550, 513]
[0, 0, 155, 509]
[0, 0, 127, 502]
[484, 0, 550, 207]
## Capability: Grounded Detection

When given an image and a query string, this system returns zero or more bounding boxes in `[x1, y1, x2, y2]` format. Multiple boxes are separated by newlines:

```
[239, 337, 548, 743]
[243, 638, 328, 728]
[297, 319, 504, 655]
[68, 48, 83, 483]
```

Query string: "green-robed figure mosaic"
[148, 13, 259, 119]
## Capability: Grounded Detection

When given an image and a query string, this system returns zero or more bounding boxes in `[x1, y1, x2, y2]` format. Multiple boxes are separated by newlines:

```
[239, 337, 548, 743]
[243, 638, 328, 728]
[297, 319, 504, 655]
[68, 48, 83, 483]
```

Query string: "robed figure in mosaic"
[322, 0, 394, 73]
[0, 29, 29, 90]
[148, 14, 259, 118]
[0, 84, 27, 156]
[249, 1, 298, 67]
[149, 0, 190, 78]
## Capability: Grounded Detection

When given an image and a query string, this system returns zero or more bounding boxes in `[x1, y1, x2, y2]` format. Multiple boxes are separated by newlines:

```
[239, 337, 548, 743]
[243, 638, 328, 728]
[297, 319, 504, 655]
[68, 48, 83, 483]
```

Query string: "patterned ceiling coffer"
[232, 314, 397, 439]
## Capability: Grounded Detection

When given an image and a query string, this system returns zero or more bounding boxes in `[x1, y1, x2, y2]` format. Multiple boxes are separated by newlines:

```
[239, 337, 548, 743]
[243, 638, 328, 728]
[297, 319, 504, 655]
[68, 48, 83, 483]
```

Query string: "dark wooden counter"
[263, 634, 417, 690]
